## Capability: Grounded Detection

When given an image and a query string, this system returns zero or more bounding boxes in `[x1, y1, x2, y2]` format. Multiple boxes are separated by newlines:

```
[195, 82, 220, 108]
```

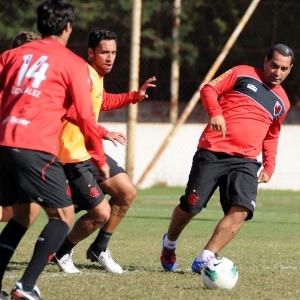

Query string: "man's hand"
[103, 131, 127, 147]
[210, 115, 227, 137]
[97, 162, 110, 181]
[258, 171, 270, 183]
[137, 76, 156, 101]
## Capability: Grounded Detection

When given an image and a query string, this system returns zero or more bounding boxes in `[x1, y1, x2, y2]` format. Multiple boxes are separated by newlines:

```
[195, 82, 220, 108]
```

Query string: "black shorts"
[63, 154, 126, 213]
[0, 147, 72, 208]
[179, 149, 262, 220]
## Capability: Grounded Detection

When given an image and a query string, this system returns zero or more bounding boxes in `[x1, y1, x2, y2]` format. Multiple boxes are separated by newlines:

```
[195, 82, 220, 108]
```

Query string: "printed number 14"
[16, 54, 49, 88]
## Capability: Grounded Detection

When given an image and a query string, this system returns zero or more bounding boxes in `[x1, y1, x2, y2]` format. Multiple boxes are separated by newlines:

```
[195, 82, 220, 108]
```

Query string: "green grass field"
[1, 187, 300, 300]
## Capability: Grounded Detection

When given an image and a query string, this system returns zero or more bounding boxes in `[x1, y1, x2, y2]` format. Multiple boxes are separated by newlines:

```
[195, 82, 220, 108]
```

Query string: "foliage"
[0, 0, 299, 107]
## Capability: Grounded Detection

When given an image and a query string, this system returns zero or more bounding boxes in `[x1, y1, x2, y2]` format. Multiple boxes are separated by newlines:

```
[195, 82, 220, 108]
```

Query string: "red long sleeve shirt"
[199, 65, 290, 177]
[0, 38, 106, 168]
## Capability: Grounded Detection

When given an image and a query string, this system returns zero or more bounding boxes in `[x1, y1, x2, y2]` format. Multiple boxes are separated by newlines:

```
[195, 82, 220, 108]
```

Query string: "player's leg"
[53, 200, 110, 273]
[203, 205, 249, 253]
[191, 158, 261, 274]
[0, 206, 12, 222]
[0, 147, 27, 296]
[100, 172, 136, 235]
[6, 149, 73, 300]
[52, 159, 110, 273]
[1, 203, 40, 224]
[11, 205, 73, 300]
[86, 154, 136, 274]
[161, 149, 221, 272]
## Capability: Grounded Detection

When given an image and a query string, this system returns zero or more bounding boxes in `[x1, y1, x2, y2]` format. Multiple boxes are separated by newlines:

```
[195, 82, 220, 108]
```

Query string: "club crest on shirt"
[274, 101, 283, 116]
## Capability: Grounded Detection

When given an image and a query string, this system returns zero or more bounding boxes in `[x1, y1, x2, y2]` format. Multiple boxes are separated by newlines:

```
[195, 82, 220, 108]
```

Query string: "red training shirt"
[0, 37, 106, 168]
[199, 65, 290, 177]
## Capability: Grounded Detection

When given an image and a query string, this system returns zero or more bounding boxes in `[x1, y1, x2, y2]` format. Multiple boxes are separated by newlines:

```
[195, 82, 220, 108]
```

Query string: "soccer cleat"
[160, 234, 177, 271]
[191, 254, 215, 274]
[191, 259, 207, 274]
[11, 282, 42, 300]
[0, 291, 8, 300]
[86, 247, 123, 274]
[52, 250, 80, 274]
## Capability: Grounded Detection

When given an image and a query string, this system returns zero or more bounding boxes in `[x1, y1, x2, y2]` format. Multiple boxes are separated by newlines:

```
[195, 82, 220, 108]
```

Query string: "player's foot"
[52, 250, 80, 274]
[86, 247, 123, 274]
[191, 259, 207, 274]
[160, 233, 177, 271]
[11, 282, 42, 300]
[191, 254, 215, 274]
[0, 290, 8, 300]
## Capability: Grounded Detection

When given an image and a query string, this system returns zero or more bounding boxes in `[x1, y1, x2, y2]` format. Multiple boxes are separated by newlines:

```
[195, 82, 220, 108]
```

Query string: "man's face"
[88, 39, 117, 77]
[263, 50, 293, 86]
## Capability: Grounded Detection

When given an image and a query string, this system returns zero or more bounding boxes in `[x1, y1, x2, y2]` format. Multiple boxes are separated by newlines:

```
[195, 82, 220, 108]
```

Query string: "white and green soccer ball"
[202, 256, 238, 290]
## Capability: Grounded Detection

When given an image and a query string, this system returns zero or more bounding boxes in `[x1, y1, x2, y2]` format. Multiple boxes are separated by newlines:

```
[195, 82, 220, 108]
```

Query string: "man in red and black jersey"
[0, 1, 109, 299]
[0, 32, 42, 224]
[160, 44, 294, 273]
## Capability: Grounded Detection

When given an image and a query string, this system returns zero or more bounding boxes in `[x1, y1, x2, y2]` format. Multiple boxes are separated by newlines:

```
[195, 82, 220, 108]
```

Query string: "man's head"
[11, 31, 41, 49]
[37, 0, 74, 38]
[87, 29, 117, 77]
[263, 44, 294, 86]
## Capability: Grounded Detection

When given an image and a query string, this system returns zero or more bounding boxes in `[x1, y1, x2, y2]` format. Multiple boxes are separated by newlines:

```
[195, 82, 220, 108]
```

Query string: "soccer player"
[0, 31, 42, 223]
[51, 29, 156, 274]
[11, 31, 41, 49]
[160, 44, 294, 273]
[0, 1, 109, 300]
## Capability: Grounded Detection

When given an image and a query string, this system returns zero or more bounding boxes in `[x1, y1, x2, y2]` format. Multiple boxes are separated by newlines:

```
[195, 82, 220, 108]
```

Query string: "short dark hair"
[37, 0, 74, 37]
[88, 29, 117, 50]
[266, 44, 294, 65]
[11, 31, 41, 49]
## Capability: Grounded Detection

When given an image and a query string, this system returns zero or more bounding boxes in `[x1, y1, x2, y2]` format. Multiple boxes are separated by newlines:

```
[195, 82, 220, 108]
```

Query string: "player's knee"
[111, 186, 137, 208]
[227, 205, 250, 222]
[124, 186, 137, 204]
[92, 208, 111, 226]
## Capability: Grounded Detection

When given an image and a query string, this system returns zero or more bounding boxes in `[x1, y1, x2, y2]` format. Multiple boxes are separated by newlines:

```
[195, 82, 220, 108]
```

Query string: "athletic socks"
[0, 219, 27, 291]
[196, 249, 215, 262]
[19, 219, 69, 291]
[55, 237, 77, 260]
[163, 234, 177, 249]
[90, 228, 112, 252]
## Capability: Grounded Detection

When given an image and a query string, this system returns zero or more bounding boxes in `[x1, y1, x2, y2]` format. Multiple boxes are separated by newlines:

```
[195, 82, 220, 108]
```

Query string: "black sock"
[90, 228, 112, 253]
[20, 219, 69, 291]
[0, 219, 27, 291]
[55, 238, 76, 259]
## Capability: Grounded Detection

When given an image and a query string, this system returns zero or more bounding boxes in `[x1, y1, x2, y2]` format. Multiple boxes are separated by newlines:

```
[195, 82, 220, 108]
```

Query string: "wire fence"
[0, 0, 299, 124]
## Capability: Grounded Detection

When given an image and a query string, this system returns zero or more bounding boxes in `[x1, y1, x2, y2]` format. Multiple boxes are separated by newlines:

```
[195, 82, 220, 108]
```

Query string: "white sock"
[163, 234, 177, 249]
[196, 249, 215, 262]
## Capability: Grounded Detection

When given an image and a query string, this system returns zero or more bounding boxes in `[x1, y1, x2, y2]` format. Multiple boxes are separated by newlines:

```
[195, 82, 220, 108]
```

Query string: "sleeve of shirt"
[98, 125, 109, 138]
[200, 67, 238, 117]
[64, 104, 77, 124]
[68, 63, 106, 168]
[261, 115, 285, 177]
[101, 90, 139, 111]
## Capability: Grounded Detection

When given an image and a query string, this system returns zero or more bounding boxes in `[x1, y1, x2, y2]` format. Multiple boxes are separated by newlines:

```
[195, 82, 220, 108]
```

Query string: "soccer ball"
[202, 256, 238, 290]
